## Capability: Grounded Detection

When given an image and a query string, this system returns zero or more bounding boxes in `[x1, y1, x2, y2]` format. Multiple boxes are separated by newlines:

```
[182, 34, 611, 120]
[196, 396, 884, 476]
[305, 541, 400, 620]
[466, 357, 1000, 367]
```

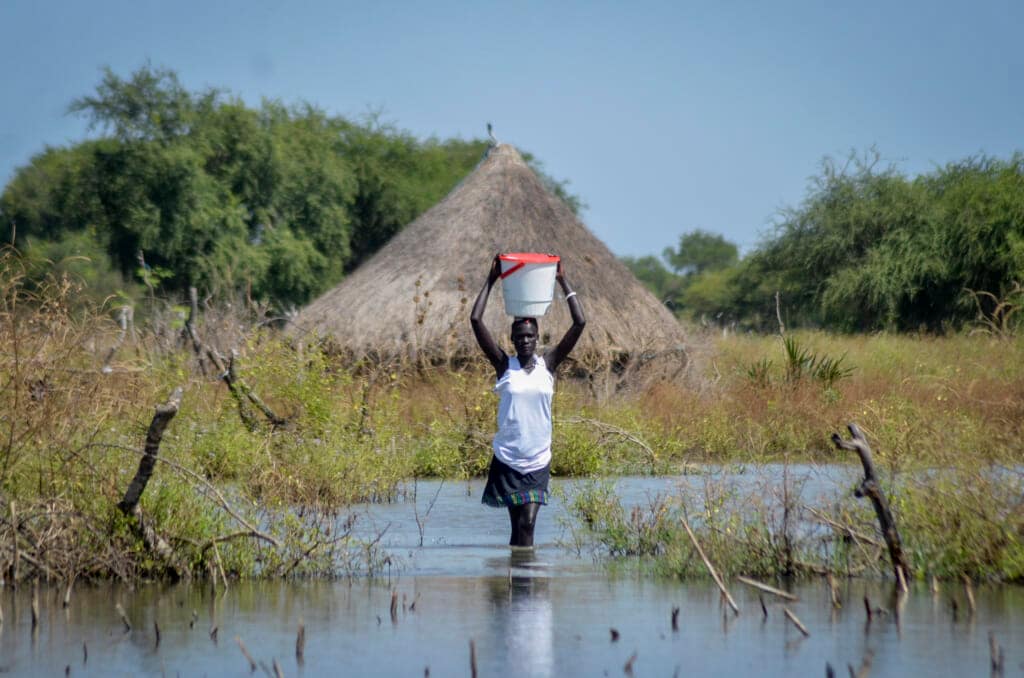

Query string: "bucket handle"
[499, 262, 525, 279]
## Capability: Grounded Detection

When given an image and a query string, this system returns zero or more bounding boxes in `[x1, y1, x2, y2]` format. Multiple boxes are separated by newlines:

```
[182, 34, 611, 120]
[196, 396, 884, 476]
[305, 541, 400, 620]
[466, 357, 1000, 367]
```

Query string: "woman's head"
[510, 317, 538, 361]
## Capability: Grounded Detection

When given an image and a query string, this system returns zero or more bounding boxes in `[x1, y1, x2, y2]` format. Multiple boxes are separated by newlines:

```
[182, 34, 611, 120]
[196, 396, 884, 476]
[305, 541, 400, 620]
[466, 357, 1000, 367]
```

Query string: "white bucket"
[499, 253, 560, 317]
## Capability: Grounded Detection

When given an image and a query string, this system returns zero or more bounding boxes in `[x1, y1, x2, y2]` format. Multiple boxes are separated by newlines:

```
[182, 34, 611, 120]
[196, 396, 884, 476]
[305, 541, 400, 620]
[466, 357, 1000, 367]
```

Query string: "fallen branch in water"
[736, 576, 798, 601]
[681, 512, 739, 615]
[783, 607, 810, 637]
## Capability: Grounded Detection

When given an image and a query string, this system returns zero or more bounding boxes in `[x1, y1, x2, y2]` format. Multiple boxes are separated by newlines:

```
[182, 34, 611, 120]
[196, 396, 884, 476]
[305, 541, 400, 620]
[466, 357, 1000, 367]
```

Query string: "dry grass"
[618, 329, 1024, 465]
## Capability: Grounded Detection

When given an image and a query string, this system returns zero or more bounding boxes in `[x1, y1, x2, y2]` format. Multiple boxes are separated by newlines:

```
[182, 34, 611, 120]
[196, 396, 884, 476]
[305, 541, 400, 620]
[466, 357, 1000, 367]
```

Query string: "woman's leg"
[507, 503, 541, 546]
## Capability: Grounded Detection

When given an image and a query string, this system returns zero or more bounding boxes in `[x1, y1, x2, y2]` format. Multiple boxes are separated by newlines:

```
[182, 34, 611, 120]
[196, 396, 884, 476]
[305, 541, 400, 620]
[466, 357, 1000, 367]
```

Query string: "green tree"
[336, 116, 488, 268]
[1, 65, 583, 311]
[679, 266, 742, 322]
[620, 255, 685, 309]
[68, 64, 205, 143]
[746, 150, 1024, 331]
[663, 229, 738, 276]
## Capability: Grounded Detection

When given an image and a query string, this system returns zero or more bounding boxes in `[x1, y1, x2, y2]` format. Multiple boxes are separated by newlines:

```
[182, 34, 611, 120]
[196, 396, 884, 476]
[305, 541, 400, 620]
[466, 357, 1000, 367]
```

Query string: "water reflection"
[483, 549, 554, 677]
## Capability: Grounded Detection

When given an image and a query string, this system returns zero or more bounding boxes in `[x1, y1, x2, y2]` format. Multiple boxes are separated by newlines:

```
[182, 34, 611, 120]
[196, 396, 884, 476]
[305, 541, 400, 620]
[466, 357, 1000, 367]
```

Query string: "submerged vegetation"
[561, 462, 1024, 583]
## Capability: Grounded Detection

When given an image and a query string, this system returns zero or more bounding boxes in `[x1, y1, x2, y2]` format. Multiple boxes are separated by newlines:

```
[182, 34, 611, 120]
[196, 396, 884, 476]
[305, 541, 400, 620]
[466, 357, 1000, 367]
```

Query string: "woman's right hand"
[488, 253, 502, 284]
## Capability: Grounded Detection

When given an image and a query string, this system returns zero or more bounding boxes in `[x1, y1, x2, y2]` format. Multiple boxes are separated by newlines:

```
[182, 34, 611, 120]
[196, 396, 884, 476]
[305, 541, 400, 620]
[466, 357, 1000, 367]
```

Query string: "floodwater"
[1, 469, 1021, 676]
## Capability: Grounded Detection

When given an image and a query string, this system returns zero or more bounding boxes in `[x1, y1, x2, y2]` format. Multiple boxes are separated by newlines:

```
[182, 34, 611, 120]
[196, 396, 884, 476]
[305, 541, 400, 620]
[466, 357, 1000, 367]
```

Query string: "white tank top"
[492, 355, 553, 473]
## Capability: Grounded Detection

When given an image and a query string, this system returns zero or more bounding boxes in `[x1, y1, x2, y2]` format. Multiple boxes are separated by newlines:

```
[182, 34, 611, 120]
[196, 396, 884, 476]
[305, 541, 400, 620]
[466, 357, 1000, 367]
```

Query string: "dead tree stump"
[831, 423, 911, 585]
[183, 287, 209, 376]
[118, 387, 190, 580]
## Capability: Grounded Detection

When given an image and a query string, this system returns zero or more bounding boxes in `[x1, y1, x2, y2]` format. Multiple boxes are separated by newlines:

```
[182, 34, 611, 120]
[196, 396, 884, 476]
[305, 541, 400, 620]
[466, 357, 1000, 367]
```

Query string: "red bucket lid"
[498, 252, 560, 264]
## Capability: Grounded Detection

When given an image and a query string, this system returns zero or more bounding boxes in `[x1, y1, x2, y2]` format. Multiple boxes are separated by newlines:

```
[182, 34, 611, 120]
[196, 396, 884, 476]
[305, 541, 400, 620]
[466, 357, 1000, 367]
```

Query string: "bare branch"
[831, 423, 911, 586]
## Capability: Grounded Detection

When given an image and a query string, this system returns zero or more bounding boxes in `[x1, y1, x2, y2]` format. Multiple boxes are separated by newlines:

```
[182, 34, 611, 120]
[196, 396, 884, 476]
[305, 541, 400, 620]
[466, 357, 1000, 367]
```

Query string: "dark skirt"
[481, 456, 551, 508]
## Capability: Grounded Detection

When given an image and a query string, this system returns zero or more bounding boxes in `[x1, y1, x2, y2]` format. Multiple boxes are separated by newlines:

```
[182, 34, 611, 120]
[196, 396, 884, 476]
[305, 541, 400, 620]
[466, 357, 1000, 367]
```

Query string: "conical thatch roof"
[292, 144, 689, 366]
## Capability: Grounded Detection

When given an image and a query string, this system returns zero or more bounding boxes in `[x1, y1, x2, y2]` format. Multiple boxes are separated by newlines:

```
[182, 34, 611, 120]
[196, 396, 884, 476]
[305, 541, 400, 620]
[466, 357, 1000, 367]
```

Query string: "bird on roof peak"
[486, 122, 499, 146]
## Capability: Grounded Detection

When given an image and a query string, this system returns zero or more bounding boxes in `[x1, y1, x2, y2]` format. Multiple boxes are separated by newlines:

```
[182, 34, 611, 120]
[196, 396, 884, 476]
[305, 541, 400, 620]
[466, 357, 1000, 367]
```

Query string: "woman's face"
[511, 323, 538, 361]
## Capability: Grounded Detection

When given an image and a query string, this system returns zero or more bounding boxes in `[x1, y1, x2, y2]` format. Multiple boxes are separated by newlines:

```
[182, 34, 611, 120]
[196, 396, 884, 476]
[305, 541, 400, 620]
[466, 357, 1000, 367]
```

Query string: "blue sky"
[2, 1, 1022, 259]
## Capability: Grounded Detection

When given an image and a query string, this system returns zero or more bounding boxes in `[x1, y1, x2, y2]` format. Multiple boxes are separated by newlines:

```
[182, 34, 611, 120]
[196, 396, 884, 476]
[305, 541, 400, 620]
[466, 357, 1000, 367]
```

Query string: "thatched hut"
[292, 144, 689, 371]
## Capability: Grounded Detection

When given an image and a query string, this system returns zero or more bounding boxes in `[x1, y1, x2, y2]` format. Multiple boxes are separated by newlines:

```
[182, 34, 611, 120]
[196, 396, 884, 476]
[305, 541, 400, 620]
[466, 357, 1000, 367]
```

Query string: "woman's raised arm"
[471, 254, 508, 377]
[546, 261, 586, 373]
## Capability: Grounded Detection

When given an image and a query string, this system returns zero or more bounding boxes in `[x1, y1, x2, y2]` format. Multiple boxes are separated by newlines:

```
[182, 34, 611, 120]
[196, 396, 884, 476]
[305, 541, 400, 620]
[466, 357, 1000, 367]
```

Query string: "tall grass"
[560, 462, 1024, 582]
[667, 330, 1023, 465]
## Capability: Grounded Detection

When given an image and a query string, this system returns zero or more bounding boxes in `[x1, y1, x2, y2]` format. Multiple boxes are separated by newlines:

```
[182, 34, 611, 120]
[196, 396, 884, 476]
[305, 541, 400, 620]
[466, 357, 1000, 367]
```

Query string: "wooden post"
[831, 423, 911, 585]
[9, 501, 18, 586]
[826, 573, 841, 608]
[961, 575, 976, 616]
[989, 631, 1005, 674]
[116, 603, 131, 632]
[31, 581, 39, 631]
[235, 636, 257, 672]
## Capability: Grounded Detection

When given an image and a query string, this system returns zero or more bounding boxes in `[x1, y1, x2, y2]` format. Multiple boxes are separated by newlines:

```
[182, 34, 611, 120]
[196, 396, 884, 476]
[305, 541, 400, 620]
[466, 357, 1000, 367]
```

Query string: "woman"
[470, 254, 586, 547]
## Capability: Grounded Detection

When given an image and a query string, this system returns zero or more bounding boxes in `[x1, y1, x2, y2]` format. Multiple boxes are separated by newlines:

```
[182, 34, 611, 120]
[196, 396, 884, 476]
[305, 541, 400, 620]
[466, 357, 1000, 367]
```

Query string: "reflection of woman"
[484, 550, 554, 677]
[471, 254, 586, 547]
